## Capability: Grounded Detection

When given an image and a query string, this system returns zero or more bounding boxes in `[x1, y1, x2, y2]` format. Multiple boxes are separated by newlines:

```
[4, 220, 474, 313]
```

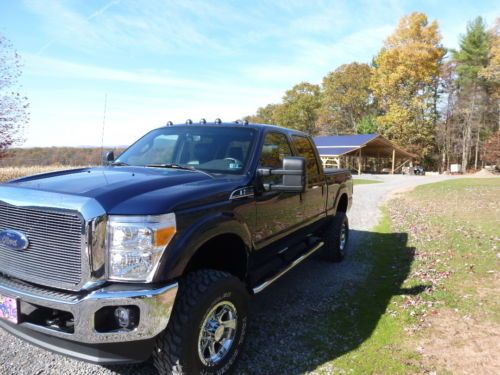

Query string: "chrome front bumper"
[0, 273, 178, 344]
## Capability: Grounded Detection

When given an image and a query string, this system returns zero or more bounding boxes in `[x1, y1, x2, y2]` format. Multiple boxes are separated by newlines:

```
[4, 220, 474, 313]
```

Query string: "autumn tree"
[481, 130, 500, 166]
[371, 12, 445, 160]
[318, 62, 375, 135]
[0, 34, 29, 157]
[245, 103, 280, 124]
[273, 82, 321, 135]
[480, 18, 500, 131]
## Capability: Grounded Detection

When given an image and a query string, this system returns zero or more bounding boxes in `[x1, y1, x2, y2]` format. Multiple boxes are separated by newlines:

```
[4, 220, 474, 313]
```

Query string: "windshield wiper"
[110, 161, 129, 166]
[145, 163, 195, 171]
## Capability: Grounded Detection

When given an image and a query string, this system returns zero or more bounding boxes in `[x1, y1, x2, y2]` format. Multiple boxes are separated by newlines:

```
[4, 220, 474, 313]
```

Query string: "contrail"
[37, 0, 122, 55]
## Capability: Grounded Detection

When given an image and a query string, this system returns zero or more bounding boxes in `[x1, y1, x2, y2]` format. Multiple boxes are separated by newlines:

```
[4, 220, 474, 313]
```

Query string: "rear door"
[291, 135, 326, 226]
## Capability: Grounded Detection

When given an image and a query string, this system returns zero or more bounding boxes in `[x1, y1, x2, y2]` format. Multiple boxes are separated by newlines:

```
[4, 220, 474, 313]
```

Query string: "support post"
[391, 148, 395, 174]
[358, 148, 362, 175]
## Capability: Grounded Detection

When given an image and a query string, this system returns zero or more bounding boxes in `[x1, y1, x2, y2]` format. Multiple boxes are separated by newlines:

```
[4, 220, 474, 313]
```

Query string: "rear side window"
[291, 135, 320, 176]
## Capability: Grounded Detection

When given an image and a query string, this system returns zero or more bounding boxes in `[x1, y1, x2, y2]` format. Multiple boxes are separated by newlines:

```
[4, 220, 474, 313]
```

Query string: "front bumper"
[0, 273, 178, 363]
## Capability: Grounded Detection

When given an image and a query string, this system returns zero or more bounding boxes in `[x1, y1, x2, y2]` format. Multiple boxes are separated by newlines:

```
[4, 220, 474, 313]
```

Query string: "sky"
[0, 0, 498, 147]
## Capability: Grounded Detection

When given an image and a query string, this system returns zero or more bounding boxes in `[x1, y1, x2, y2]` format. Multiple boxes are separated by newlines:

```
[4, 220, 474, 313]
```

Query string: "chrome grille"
[0, 203, 83, 288]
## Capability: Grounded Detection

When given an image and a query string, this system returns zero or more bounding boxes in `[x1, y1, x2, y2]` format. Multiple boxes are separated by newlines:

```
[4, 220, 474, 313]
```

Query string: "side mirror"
[103, 151, 114, 165]
[257, 156, 306, 193]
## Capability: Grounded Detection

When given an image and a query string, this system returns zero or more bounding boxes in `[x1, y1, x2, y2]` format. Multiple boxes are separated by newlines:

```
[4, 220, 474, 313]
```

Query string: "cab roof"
[164, 121, 308, 137]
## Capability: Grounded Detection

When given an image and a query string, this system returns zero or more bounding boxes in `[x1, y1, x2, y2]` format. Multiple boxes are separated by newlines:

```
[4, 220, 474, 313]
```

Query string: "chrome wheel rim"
[339, 221, 347, 251]
[198, 301, 238, 367]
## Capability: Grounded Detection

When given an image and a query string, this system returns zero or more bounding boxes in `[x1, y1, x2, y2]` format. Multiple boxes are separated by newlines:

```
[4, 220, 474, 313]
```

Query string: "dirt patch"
[417, 308, 500, 375]
[473, 169, 498, 177]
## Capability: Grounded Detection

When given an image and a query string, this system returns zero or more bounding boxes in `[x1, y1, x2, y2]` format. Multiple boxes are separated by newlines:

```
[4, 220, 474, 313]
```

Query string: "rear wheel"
[320, 212, 349, 262]
[153, 270, 248, 375]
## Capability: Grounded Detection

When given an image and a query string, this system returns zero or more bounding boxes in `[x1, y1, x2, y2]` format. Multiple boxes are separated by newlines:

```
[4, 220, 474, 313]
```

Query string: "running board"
[252, 241, 324, 294]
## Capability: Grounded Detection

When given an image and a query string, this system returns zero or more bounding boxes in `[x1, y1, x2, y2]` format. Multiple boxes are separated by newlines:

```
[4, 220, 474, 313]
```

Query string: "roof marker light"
[200, 118, 207, 124]
[215, 118, 222, 124]
[186, 119, 193, 124]
[166, 121, 173, 126]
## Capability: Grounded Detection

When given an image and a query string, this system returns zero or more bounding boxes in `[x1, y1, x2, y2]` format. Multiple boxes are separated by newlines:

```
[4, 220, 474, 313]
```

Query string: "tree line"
[1, 147, 125, 167]
[245, 13, 499, 171]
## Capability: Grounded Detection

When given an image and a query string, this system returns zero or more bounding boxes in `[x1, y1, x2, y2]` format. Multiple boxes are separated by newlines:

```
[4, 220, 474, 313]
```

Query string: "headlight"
[107, 213, 176, 282]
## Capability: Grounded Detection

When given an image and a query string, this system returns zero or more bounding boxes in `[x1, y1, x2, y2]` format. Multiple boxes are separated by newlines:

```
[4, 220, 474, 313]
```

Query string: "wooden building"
[314, 134, 416, 175]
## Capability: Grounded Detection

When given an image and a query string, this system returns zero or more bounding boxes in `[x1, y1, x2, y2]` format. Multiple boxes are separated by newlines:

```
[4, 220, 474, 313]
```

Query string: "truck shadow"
[236, 229, 422, 374]
[108, 229, 422, 374]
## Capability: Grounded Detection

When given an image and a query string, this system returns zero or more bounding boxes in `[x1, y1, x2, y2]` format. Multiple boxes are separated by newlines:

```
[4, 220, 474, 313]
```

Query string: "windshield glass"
[116, 126, 257, 174]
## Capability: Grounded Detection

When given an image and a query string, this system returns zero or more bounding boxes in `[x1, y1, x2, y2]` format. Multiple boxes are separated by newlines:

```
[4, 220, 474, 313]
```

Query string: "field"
[0, 165, 84, 182]
[308, 178, 499, 374]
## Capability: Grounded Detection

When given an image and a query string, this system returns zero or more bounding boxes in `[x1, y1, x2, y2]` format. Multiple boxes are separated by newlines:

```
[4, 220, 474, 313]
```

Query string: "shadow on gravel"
[236, 229, 424, 374]
[108, 229, 424, 375]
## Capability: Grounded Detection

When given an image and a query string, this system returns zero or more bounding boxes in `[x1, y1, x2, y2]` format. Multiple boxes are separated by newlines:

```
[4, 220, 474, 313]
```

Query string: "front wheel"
[320, 212, 349, 262]
[153, 270, 248, 375]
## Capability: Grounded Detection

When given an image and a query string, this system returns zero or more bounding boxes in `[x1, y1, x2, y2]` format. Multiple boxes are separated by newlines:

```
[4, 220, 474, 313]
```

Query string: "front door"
[253, 132, 303, 252]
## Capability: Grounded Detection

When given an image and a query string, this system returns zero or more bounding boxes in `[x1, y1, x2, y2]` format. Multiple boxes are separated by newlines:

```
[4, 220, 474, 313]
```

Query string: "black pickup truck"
[0, 121, 352, 374]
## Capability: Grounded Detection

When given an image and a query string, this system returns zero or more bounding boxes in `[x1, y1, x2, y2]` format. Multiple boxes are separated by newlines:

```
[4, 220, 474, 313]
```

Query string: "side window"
[291, 135, 320, 176]
[260, 132, 292, 184]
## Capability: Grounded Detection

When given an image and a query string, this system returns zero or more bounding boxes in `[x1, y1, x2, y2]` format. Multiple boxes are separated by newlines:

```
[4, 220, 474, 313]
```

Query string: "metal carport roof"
[314, 134, 416, 159]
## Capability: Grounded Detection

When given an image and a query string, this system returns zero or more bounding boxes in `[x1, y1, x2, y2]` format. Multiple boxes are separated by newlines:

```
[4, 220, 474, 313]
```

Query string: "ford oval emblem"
[0, 229, 29, 251]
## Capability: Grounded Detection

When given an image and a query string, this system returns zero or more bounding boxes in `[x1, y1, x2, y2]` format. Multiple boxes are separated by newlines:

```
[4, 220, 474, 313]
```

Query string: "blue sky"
[1, 0, 498, 147]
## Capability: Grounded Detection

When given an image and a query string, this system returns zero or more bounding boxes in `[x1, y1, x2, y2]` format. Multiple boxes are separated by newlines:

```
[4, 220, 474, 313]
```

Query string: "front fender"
[154, 211, 252, 282]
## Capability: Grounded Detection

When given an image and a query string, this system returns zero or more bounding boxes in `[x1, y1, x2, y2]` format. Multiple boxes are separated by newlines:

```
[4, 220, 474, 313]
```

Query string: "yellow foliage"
[371, 12, 445, 157]
[480, 18, 500, 99]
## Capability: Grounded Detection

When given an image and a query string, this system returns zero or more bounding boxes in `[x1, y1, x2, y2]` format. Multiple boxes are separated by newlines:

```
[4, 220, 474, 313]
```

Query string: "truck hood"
[3, 167, 241, 216]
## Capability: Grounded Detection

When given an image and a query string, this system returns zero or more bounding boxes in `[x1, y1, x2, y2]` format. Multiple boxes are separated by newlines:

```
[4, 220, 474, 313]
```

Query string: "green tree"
[273, 82, 321, 134]
[452, 17, 491, 170]
[371, 12, 445, 158]
[453, 17, 490, 86]
[356, 115, 379, 134]
[318, 63, 374, 135]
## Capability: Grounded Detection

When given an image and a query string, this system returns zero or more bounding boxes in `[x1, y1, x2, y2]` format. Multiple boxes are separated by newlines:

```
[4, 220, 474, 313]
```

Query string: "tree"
[0, 34, 28, 157]
[371, 12, 445, 160]
[482, 130, 500, 166]
[480, 18, 500, 131]
[356, 115, 379, 134]
[318, 63, 374, 135]
[273, 82, 321, 134]
[245, 103, 280, 124]
[451, 17, 491, 171]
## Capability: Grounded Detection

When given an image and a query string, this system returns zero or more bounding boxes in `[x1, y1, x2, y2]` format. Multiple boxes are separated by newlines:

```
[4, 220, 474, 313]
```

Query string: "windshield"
[116, 126, 257, 174]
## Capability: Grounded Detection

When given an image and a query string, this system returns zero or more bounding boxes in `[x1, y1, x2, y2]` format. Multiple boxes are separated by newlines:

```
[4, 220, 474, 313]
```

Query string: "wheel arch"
[156, 212, 252, 282]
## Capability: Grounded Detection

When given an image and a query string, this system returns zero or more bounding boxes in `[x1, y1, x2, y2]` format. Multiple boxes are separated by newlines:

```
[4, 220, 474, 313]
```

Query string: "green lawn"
[306, 178, 499, 374]
[352, 178, 382, 185]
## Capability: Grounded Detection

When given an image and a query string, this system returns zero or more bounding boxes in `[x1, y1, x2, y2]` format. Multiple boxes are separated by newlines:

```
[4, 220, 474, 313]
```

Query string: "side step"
[252, 241, 324, 294]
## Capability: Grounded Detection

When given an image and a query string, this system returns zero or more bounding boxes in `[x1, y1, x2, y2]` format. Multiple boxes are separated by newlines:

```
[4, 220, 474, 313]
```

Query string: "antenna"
[100, 93, 108, 165]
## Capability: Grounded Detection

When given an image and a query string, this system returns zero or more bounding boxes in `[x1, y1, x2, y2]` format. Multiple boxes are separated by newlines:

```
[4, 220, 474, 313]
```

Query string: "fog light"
[114, 307, 138, 329]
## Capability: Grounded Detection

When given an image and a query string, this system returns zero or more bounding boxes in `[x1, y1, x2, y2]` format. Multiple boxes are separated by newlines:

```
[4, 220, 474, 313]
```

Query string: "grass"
[305, 209, 420, 374]
[392, 179, 500, 322]
[306, 178, 499, 374]
[352, 178, 382, 185]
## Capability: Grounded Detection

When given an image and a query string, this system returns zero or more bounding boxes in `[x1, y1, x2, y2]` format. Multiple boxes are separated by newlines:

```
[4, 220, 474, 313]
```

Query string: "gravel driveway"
[0, 174, 452, 375]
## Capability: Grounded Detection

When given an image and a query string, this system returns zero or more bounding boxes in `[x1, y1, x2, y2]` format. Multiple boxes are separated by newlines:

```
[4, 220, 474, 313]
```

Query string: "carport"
[313, 134, 416, 175]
